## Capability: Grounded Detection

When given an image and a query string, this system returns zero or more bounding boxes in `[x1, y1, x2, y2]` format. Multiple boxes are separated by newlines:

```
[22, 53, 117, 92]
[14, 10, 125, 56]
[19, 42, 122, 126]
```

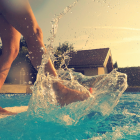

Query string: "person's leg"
[0, 107, 17, 115]
[0, 0, 57, 76]
[0, 15, 21, 115]
[52, 82, 90, 107]
[0, 0, 91, 107]
[0, 14, 21, 90]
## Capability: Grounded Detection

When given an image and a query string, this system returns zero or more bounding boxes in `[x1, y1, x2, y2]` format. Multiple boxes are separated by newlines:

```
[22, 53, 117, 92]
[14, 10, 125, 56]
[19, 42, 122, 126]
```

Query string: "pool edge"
[0, 84, 32, 94]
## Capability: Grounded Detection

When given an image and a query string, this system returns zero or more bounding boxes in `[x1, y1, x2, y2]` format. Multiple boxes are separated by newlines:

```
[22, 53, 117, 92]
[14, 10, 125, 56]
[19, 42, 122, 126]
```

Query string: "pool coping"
[0, 84, 32, 94]
[1, 84, 140, 94]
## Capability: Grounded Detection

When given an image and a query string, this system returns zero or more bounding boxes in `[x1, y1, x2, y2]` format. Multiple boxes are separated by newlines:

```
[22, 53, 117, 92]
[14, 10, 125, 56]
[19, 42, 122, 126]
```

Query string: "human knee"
[1, 26, 21, 60]
[25, 26, 43, 45]
[35, 26, 43, 41]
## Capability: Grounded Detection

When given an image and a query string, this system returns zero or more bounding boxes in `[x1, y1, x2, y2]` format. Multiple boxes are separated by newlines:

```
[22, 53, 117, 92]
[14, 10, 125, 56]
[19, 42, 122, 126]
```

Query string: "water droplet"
[28, 81, 32, 84]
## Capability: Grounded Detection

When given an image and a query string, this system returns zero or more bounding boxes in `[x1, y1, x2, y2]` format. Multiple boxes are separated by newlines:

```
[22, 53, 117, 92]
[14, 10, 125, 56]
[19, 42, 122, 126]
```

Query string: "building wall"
[75, 68, 98, 76]
[75, 67, 108, 76]
[104, 67, 108, 73]
[98, 67, 104, 75]
[98, 67, 108, 75]
[84, 68, 98, 76]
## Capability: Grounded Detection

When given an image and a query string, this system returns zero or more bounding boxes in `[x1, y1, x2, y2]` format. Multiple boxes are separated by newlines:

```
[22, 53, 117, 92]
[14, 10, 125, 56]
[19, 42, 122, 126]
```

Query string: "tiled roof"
[68, 48, 110, 68]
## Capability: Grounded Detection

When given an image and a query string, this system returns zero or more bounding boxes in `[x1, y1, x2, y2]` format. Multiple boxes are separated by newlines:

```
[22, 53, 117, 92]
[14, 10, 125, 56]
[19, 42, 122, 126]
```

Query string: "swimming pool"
[1, 92, 140, 140]
[0, 93, 31, 108]
[0, 69, 128, 139]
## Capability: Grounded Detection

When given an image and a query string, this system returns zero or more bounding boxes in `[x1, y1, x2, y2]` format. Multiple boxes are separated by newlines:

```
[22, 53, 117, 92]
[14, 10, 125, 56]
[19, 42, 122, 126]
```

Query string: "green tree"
[20, 37, 28, 49]
[113, 62, 118, 69]
[54, 42, 74, 69]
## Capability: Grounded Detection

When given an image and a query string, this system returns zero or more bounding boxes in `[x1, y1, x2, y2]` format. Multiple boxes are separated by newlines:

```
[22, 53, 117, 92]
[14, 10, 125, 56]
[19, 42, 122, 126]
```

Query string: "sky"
[1, 0, 140, 68]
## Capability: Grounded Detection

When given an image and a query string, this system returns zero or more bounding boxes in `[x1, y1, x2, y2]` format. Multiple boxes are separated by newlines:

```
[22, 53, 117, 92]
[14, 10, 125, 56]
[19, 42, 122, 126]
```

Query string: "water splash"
[47, 0, 79, 64]
[28, 68, 127, 125]
[28, 0, 128, 125]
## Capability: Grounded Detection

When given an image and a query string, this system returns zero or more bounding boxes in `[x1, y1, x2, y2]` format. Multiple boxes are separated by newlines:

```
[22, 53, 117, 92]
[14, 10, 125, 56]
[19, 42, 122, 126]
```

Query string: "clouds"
[84, 26, 140, 31]
[82, 26, 140, 44]
[123, 36, 140, 42]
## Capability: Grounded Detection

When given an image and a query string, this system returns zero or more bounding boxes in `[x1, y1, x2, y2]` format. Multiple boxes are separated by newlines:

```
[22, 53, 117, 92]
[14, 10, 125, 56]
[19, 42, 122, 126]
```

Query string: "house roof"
[68, 48, 112, 68]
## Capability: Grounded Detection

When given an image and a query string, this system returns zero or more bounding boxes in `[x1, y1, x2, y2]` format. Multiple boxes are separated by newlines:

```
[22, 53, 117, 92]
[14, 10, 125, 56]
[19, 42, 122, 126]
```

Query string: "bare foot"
[52, 82, 91, 106]
[0, 107, 17, 115]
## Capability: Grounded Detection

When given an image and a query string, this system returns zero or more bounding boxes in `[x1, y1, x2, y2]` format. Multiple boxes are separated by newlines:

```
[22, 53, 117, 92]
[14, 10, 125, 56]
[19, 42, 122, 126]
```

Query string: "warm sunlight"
[32, 0, 140, 67]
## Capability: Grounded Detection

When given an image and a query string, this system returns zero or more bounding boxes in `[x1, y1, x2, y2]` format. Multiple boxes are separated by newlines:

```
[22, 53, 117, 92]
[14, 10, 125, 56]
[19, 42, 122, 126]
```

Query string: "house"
[68, 48, 114, 76]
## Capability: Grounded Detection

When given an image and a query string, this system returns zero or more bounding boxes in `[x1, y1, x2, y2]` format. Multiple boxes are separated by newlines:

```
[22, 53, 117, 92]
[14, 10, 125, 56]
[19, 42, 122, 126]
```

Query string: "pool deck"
[0, 84, 30, 119]
[1, 84, 140, 94]
[0, 106, 28, 119]
[0, 84, 32, 94]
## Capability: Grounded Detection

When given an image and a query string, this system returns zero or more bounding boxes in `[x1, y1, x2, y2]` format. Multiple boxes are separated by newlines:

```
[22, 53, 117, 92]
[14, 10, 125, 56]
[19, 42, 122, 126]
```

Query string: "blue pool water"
[0, 92, 140, 140]
[0, 94, 31, 108]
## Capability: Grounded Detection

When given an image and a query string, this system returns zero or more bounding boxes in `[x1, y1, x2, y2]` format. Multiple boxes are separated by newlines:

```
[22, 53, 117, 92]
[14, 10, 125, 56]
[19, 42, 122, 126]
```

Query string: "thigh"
[0, 0, 39, 38]
[0, 14, 21, 51]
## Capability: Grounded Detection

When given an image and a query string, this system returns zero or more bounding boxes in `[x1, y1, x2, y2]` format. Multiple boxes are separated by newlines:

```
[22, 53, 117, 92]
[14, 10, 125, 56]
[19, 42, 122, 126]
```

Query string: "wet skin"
[0, 107, 17, 115]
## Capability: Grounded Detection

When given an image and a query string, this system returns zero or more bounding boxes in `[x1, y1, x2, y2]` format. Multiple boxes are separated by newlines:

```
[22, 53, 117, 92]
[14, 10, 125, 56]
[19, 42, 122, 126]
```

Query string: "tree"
[54, 42, 74, 69]
[20, 37, 28, 49]
[117, 67, 140, 87]
[113, 62, 118, 69]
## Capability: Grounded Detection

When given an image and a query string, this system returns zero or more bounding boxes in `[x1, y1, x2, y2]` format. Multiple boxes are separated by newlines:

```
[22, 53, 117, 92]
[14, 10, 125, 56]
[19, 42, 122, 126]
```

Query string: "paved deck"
[0, 84, 32, 94]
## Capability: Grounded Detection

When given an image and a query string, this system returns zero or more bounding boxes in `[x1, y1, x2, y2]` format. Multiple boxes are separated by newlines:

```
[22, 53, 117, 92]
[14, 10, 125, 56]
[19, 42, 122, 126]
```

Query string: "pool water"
[0, 92, 140, 140]
[0, 94, 31, 108]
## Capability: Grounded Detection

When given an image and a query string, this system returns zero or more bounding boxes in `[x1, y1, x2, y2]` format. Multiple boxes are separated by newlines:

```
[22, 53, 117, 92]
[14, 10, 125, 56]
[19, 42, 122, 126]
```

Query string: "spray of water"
[28, 0, 128, 125]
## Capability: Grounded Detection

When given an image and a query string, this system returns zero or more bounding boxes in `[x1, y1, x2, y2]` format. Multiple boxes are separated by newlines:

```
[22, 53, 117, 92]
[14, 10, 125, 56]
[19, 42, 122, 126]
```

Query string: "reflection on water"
[1, 93, 140, 140]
